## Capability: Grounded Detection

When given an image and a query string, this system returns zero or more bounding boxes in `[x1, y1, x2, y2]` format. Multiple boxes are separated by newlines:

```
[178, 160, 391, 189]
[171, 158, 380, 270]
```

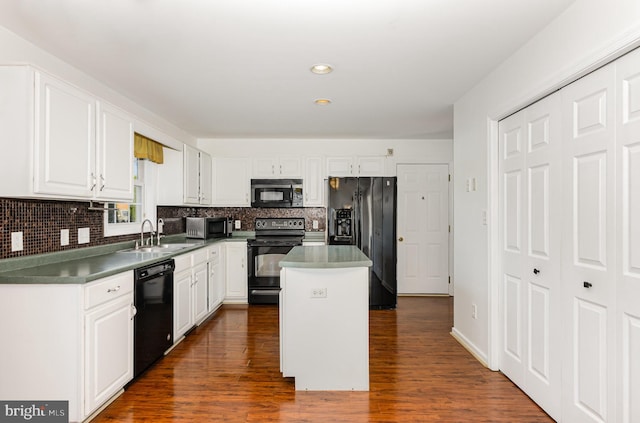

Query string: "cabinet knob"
[533, 268, 540, 275]
[583, 281, 593, 288]
[398, 237, 404, 242]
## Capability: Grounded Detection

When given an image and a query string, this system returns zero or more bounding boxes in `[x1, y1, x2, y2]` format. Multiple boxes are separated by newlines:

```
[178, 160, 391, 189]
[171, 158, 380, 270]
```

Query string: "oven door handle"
[251, 289, 281, 296]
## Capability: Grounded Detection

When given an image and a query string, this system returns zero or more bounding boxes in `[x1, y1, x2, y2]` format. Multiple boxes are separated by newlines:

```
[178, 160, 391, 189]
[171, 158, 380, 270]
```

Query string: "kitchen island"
[279, 245, 372, 391]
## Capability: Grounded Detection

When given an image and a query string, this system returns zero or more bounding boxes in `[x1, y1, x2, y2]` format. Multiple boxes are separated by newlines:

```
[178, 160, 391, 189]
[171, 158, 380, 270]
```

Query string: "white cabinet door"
[174, 268, 193, 340]
[96, 102, 134, 201]
[279, 157, 302, 177]
[225, 241, 248, 303]
[253, 157, 278, 177]
[253, 157, 302, 178]
[34, 71, 95, 197]
[616, 47, 640, 423]
[561, 61, 617, 423]
[356, 156, 385, 176]
[199, 151, 212, 205]
[213, 158, 251, 206]
[208, 244, 225, 312]
[192, 262, 209, 325]
[184, 144, 201, 204]
[326, 156, 385, 177]
[84, 294, 134, 416]
[304, 157, 324, 206]
[326, 156, 353, 176]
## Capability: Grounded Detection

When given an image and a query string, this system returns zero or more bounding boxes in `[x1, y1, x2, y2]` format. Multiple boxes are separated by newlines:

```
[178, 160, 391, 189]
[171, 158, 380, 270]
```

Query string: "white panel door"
[562, 61, 616, 423]
[397, 164, 449, 294]
[499, 92, 562, 420]
[499, 109, 527, 387]
[616, 47, 640, 423]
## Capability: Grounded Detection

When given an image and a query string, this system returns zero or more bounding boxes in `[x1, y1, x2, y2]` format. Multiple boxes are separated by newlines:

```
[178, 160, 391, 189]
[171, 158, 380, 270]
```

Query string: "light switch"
[312, 220, 319, 229]
[11, 231, 23, 252]
[78, 227, 90, 244]
[60, 229, 70, 246]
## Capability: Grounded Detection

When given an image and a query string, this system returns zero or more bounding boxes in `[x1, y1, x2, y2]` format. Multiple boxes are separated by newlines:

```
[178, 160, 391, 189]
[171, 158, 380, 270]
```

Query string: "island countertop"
[279, 245, 372, 269]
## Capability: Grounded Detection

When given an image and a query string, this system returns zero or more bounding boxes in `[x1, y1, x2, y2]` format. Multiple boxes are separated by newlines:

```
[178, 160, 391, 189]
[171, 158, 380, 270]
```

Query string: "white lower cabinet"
[173, 265, 194, 341]
[84, 291, 134, 416]
[208, 243, 225, 312]
[0, 271, 134, 423]
[173, 248, 212, 342]
[192, 255, 209, 325]
[224, 241, 248, 303]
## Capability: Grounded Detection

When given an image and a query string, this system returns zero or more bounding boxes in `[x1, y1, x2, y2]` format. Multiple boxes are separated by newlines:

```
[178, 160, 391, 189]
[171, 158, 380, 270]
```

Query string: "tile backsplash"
[0, 198, 327, 260]
[0, 198, 138, 260]
[157, 206, 327, 234]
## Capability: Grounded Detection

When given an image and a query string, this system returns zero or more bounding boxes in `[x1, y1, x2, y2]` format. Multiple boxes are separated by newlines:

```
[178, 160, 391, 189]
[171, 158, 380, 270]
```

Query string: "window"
[104, 158, 157, 237]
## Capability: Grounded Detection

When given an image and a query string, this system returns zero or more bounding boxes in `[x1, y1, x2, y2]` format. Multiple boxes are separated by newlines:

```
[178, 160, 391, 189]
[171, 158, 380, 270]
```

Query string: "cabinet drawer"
[173, 253, 192, 272]
[192, 249, 208, 266]
[208, 247, 220, 264]
[84, 272, 133, 310]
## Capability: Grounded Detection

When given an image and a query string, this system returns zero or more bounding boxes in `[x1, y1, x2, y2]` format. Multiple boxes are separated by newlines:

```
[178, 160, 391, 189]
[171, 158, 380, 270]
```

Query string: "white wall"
[0, 25, 195, 149]
[452, 0, 640, 367]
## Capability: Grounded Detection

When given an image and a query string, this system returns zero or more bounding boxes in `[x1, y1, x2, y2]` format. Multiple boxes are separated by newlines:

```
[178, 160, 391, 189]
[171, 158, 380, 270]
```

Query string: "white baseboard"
[450, 327, 489, 369]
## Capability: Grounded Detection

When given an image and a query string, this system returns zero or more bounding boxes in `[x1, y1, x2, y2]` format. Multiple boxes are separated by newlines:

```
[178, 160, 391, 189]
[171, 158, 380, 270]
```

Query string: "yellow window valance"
[134, 133, 164, 164]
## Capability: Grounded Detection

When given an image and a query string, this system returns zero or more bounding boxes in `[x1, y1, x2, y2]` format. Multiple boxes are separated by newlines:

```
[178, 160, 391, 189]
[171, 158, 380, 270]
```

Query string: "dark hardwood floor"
[92, 297, 553, 422]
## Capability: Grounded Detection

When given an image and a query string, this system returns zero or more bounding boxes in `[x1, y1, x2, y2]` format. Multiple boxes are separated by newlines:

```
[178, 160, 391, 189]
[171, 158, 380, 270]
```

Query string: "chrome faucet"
[156, 218, 165, 245]
[140, 219, 155, 247]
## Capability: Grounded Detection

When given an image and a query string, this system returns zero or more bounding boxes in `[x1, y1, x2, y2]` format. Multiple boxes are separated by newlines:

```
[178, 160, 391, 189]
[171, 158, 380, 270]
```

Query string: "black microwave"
[251, 179, 303, 208]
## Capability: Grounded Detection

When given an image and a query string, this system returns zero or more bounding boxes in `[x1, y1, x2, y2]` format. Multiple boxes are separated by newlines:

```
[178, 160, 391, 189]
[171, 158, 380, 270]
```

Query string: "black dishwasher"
[134, 258, 174, 378]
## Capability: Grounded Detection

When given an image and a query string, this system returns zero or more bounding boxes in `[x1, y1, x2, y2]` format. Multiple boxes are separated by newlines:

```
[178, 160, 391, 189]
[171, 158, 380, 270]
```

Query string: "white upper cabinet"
[184, 145, 212, 205]
[157, 144, 212, 206]
[304, 156, 325, 206]
[326, 156, 386, 177]
[252, 156, 302, 178]
[96, 102, 134, 201]
[34, 71, 96, 198]
[0, 66, 134, 201]
[212, 157, 251, 206]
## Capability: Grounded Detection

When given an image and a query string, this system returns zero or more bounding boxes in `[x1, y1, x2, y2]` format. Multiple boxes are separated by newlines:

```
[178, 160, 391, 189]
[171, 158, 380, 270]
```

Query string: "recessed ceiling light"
[314, 98, 332, 105]
[310, 64, 333, 75]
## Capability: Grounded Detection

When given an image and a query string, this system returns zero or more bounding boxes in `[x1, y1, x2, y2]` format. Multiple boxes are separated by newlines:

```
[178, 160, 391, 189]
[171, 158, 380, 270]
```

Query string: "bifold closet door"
[561, 60, 617, 423]
[616, 47, 640, 423]
[498, 92, 562, 420]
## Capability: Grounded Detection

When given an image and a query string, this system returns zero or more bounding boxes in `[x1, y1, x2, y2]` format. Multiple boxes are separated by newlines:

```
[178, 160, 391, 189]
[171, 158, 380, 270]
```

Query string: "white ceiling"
[0, 0, 575, 140]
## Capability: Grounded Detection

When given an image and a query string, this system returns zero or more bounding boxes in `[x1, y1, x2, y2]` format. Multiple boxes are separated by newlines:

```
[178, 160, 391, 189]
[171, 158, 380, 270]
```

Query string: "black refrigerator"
[327, 176, 397, 309]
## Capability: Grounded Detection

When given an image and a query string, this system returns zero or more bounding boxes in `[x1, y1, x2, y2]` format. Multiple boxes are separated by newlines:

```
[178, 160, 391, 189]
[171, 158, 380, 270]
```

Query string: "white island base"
[279, 246, 371, 391]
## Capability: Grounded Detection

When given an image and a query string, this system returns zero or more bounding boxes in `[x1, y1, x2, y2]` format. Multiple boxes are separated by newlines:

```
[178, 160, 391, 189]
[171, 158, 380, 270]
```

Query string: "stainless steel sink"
[118, 243, 198, 254]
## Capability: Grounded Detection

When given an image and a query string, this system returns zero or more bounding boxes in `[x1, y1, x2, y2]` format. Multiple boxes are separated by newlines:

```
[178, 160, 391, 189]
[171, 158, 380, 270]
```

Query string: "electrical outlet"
[60, 229, 69, 246]
[312, 220, 319, 229]
[235, 220, 241, 230]
[78, 227, 90, 244]
[311, 288, 327, 298]
[11, 231, 23, 252]
[471, 304, 478, 319]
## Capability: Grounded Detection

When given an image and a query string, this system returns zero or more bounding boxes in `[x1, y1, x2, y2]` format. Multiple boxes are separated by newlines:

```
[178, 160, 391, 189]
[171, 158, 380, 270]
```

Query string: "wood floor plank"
[92, 297, 552, 422]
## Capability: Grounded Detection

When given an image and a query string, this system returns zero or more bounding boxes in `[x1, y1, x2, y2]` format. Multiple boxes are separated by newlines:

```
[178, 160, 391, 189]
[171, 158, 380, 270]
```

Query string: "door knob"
[533, 268, 540, 275]
[398, 237, 404, 242]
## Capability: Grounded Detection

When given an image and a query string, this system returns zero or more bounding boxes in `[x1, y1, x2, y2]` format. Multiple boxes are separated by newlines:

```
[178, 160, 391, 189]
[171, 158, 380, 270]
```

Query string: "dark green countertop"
[0, 234, 248, 284]
[280, 245, 372, 269]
